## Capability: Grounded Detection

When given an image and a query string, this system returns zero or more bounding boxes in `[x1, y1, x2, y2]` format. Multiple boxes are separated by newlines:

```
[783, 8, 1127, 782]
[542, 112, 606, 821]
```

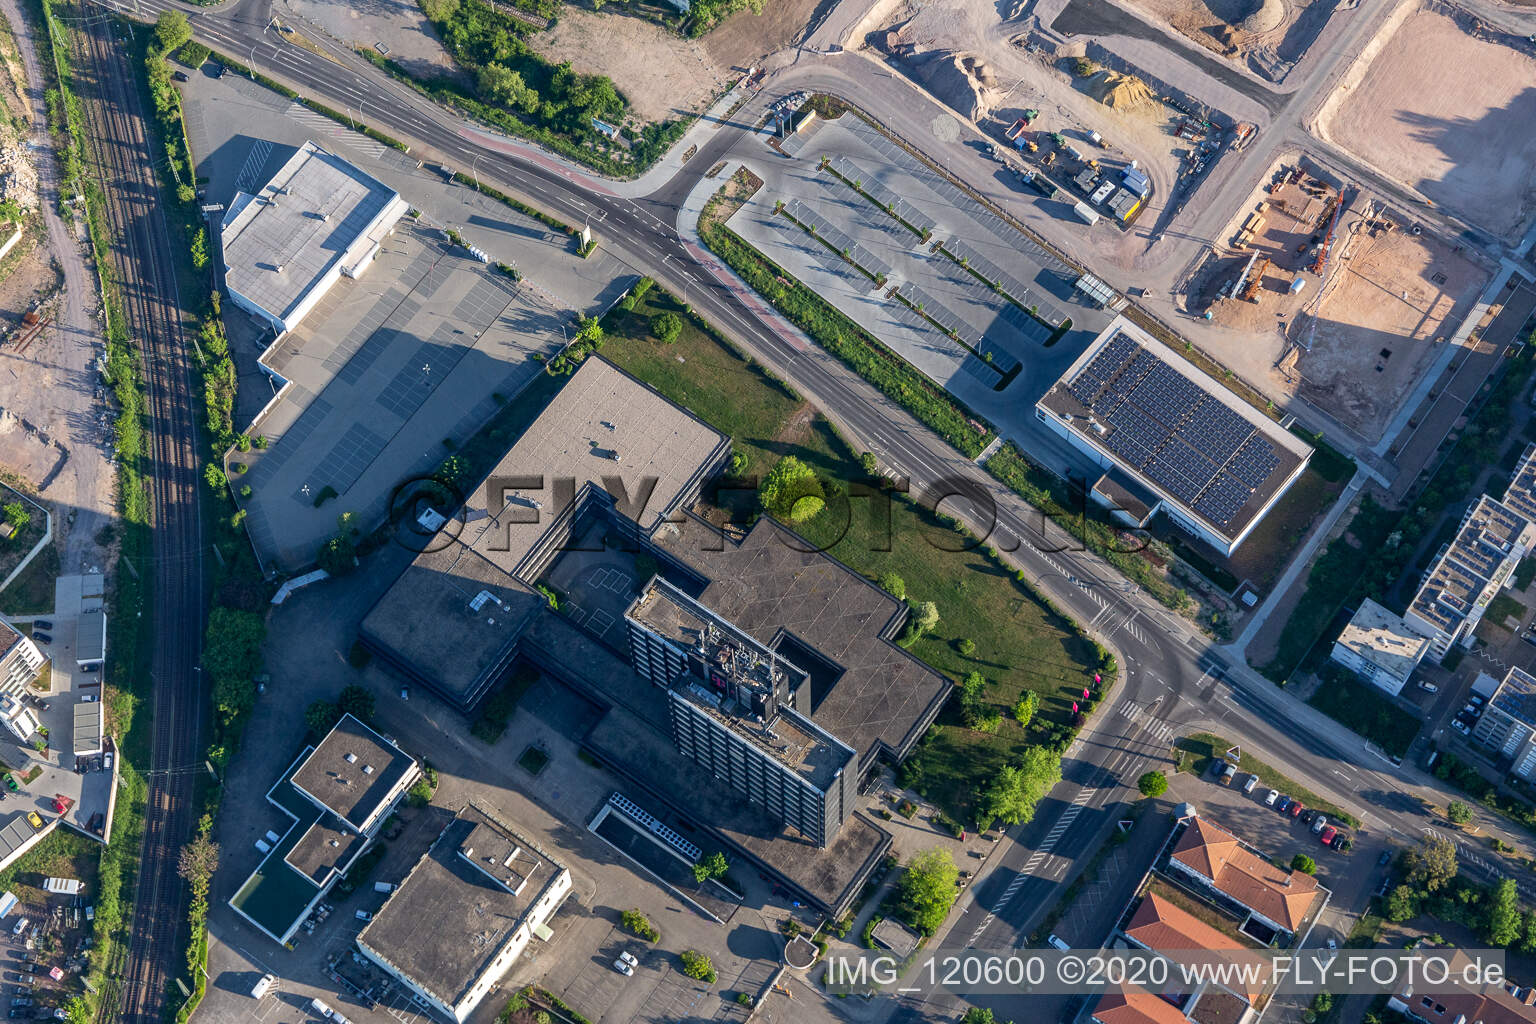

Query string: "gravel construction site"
[870, 1, 1231, 273]
[1116, 0, 1341, 81]
[1318, 0, 1536, 242]
[1183, 159, 1489, 442]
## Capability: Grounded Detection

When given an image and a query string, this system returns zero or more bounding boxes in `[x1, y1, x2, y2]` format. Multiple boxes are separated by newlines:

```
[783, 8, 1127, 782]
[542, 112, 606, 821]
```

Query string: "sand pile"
[910, 51, 1003, 120]
[0, 129, 37, 213]
[1240, 0, 1286, 34]
[1091, 70, 1156, 110]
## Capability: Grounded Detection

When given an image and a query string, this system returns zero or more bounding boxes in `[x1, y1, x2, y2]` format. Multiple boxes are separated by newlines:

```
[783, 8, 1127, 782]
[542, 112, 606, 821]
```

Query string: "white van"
[1047, 934, 1070, 951]
[310, 997, 334, 1018]
[254, 839, 271, 855]
[374, 881, 395, 894]
[11, 917, 27, 937]
[250, 974, 275, 999]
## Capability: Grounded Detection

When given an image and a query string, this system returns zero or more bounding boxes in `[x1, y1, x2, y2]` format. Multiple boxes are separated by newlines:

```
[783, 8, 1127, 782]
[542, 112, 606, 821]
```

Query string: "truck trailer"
[1073, 202, 1100, 226]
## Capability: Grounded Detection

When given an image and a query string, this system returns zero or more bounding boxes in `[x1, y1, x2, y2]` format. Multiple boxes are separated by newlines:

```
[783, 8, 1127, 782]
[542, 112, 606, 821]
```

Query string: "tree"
[910, 600, 940, 636]
[306, 700, 341, 734]
[1013, 692, 1038, 728]
[1405, 834, 1458, 892]
[896, 849, 959, 934]
[958, 638, 977, 656]
[759, 456, 824, 523]
[1447, 800, 1473, 825]
[1521, 908, 1536, 954]
[1384, 884, 1421, 923]
[962, 1010, 1015, 1024]
[878, 572, 906, 600]
[204, 463, 227, 491]
[650, 311, 683, 344]
[985, 748, 1062, 827]
[155, 10, 191, 53]
[317, 533, 357, 576]
[622, 908, 660, 941]
[1487, 878, 1522, 947]
[692, 850, 728, 884]
[178, 831, 220, 888]
[1290, 853, 1316, 875]
[2, 502, 28, 529]
[478, 63, 534, 110]
[58, 999, 89, 1024]
[190, 228, 209, 269]
[338, 684, 376, 723]
[679, 949, 716, 983]
[1138, 771, 1168, 798]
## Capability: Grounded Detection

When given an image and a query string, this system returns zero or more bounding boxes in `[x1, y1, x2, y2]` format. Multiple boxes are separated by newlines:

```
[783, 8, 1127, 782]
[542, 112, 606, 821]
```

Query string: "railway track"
[65, 5, 206, 1021]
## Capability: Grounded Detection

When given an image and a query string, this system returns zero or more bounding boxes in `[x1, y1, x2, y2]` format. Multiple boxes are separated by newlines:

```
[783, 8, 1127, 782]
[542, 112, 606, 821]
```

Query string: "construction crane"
[1239, 257, 1271, 301]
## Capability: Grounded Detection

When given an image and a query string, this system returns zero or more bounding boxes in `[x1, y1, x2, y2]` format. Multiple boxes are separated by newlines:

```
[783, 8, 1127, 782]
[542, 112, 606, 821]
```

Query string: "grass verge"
[1176, 732, 1360, 828]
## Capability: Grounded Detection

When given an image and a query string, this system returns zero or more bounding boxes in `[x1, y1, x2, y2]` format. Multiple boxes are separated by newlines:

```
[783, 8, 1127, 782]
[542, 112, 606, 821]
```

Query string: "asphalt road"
[82, 0, 1536, 995]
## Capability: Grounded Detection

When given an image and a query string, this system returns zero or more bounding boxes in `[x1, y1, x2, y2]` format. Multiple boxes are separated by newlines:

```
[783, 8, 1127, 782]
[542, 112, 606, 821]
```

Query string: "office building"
[626, 578, 859, 847]
[1329, 598, 1431, 696]
[1405, 495, 1534, 661]
[1167, 817, 1322, 941]
[229, 715, 421, 945]
[1472, 666, 1536, 778]
[1036, 317, 1312, 556]
[359, 804, 572, 1023]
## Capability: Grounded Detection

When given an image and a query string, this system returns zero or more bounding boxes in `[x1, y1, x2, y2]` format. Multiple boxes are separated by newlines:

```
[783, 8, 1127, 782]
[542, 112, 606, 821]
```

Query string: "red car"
[1319, 825, 1338, 846]
[1289, 802, 1304, 818]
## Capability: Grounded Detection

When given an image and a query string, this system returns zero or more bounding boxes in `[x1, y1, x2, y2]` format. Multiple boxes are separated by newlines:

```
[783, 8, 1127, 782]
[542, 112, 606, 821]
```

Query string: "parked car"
[171, 70, 188, 82]
[1379, 849, 1393, 867]
[31, 621, 49, 632]
[2, 777, 15, 793]
[619, 951, 637, 967]
[1047, 934, 1071, 952]
[1208, 759, 1225, 777]
[1289, 802, 1304, 818]
[612, 959, 634, 977]
[1330, 832, 1352, 851]
[1275, 797, 1293, 814]
[29, 635, 47, 646]
[1319, 826, 1338, 846]
[1310, 815, 1328, 834]
[1264, 789, 1280, 806]
[1452, 719, 1472, 735]
[1242, 775, 1258, 794]
[1418, 681, 1439, 693]
[1471, 694, 1486, 708]
[1220, 764, 1236, 785]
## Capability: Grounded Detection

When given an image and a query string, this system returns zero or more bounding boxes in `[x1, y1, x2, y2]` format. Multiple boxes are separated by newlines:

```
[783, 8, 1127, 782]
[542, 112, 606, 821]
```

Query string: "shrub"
[1291, 853, 1316, 874]
[760, 455, 824, 523]
[621, 909, 660, 942]
[958, 638, 976, 656]
[650, 310, 684, 344]
[878, 572, 906, 600]
[679, 949, 716, 983]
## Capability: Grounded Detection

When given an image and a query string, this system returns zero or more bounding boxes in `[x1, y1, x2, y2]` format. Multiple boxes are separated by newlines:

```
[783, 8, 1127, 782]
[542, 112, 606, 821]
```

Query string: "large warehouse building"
[220, 140, 408, 338]
[1035, 318, 1312, 556]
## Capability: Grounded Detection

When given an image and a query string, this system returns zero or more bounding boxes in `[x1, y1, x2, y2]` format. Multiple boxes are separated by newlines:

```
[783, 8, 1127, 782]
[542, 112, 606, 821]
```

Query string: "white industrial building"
[1329, 598, 1431, 696]
[220, 140, 408, 339]
[1035, 318, 1312, 556]
[358, 804, 572, 1023]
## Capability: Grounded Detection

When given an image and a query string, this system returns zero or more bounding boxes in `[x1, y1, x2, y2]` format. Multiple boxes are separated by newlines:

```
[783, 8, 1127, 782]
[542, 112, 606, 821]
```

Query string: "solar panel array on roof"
[1064, 331, 1290, 529]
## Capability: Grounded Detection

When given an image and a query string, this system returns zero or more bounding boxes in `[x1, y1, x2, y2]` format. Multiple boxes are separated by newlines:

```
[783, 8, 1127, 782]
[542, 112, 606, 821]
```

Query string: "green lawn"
[1176, 732, 1360, 828]
[599, 296, 1100, 822]
[1309, 666, 1420, 760]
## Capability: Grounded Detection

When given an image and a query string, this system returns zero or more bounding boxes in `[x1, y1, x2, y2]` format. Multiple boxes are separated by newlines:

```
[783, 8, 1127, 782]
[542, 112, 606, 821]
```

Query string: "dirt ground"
[1115, 0, 1339, 80]
[1319, 0, 1536, 242]
[1288, 215, 1486, 438]
[534, 9, 733, 123]
[286, 0, 470, 84]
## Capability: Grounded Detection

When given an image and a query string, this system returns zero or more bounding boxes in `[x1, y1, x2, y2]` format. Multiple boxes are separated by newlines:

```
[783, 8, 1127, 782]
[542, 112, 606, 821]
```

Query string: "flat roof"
[518, 610, 890, 913]
[71, 701, 103, 756]
[1409, 495, 1531, 636]
[651, 516, 952, 764]
[1503, 445, 1536, 522]
[0, 811, 47, 872]
[1333, 598, 1430, 681]
[290, 714, 415, 831]
[360, 544, 544, 706]
[286, 814, 365, 885]
[361, 357, 729, 702]
[74, 609, 105, 663]
[1037, 318, 1311, 545]
[439, 356, 728, 578]
[221, 141, 401, 326]
[1491, 666, 1536, 732]
[359, 805, 567, 1009]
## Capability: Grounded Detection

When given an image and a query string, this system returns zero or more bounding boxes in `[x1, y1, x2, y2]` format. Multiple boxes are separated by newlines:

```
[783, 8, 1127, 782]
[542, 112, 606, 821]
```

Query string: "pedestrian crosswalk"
[967, 788, 1095, 947]
[1116, 699, 1173, 742]
[285, 102, 388, 161]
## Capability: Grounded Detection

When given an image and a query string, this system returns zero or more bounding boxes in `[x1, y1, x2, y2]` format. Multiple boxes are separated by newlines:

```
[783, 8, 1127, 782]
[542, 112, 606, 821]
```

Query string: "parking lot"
[738, 114, 1115, 460]
[202, 554, 785, 1024]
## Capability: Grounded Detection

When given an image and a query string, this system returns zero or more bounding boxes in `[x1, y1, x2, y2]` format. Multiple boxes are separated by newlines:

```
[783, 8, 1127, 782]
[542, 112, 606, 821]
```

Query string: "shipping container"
[1073, 202, 1100, 226]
